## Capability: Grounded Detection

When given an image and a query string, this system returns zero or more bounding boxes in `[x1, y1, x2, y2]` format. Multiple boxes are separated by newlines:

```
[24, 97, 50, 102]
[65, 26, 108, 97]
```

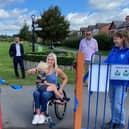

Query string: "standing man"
[79, 31, 98, 84]
[79, 30, 98, 64]
[9, 36, 25, 79]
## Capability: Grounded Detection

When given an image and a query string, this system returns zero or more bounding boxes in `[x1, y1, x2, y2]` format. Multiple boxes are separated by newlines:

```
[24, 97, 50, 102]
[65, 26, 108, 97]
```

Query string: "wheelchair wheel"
[32, 100, 36, 114]
[54, 90, 67, 120]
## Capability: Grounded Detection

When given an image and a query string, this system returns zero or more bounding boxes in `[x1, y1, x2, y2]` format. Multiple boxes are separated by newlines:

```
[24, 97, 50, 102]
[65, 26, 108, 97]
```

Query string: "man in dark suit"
[9, 36, 25, 79]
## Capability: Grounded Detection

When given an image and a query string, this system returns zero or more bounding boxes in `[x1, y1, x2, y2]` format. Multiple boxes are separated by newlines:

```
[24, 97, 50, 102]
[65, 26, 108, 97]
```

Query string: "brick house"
[109, 16, 129, 35]
[80, 23, 111, 36]
[99, 23, 111, 34]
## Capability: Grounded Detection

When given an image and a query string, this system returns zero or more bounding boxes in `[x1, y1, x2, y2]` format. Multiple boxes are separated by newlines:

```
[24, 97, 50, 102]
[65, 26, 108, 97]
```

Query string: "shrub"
[62, 33, 113, 51]
[62, 37, 82, 49]
[94, 33, 113, 50]
[24, 51, 75, 66]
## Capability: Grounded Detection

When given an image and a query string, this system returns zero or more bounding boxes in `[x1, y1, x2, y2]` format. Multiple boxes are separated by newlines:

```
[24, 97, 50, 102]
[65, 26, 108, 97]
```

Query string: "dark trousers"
[13, 56, 25, 78]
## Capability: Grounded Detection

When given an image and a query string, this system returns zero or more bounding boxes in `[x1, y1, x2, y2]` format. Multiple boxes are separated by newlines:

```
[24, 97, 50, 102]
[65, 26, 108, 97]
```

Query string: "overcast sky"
[0, 0, 129, 35]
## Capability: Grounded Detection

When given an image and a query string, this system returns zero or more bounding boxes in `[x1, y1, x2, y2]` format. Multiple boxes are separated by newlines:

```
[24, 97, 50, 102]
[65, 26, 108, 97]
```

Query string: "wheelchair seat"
[33, 90, 70, 120]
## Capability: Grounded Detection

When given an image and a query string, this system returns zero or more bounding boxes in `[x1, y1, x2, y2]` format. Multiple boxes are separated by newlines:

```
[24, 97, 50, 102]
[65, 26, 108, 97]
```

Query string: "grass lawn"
[0, 41, 75, 86]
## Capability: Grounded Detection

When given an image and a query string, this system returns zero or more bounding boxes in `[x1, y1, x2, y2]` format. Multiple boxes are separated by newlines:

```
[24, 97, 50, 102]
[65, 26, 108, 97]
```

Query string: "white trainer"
[38, 114, 46, 124]
[32, 114, 40, 125]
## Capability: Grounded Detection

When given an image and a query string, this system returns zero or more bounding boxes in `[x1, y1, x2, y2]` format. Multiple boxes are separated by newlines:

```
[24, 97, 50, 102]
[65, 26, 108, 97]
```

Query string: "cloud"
[1, 0, 129, 35]
[89, 0, 129, 10]
[66, 13, 88, 25]
[0, 8, 28, 19]
[0, 0, 24, 7]
[66, 8, 129, 30]
[0, 9, 9, 18]
[0, 8, 36, 35]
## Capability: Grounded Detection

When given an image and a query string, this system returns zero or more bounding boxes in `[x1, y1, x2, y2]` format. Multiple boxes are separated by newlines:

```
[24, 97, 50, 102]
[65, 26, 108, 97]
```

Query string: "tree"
[19, 22, 31, 41]
[36, 6, 70, 48]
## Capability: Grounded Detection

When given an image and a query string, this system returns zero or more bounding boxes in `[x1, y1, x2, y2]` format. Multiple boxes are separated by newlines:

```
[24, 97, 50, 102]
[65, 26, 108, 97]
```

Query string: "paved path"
[1, 85, 129, 129]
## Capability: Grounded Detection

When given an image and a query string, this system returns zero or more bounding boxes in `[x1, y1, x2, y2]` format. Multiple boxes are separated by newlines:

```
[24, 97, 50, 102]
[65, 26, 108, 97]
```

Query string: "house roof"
[117, 22, 129, 29]
[96, 23, 110, 29]
[87, 25, 96, 31]
[109, 21, 124, 30]
[80, 27, 88, 32]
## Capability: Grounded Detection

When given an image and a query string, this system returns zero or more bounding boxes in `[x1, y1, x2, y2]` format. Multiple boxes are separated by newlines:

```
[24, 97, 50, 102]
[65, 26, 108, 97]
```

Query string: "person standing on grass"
[9, 36, 25, 79]
[79, 30, 98, 84]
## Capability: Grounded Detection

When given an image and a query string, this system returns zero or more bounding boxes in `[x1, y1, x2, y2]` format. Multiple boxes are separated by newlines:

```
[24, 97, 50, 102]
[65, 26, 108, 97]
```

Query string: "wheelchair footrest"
[53, 97, 70, 104]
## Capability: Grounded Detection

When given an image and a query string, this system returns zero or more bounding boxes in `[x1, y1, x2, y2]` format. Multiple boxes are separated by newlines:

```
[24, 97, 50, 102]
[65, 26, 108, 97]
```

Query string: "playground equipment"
[74, 52, 129, 129]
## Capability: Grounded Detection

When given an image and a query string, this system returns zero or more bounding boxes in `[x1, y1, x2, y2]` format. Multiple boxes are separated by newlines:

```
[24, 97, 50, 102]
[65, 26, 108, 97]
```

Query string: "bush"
[94, 33, 113, 50]
[62, 37, 82, 49]
[24, 51, 75, 66]
[61, 33, 113, 51]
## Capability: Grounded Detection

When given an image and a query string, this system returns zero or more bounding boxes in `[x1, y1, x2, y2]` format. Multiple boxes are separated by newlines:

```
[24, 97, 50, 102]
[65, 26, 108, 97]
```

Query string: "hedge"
[24, 51, 75, 66]
[62, 33, 113, 51]
[94, 33, 113, 50]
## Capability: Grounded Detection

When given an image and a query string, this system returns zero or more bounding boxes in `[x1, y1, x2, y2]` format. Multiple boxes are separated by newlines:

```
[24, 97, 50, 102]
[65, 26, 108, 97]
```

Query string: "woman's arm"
[56, 68, 68, 92]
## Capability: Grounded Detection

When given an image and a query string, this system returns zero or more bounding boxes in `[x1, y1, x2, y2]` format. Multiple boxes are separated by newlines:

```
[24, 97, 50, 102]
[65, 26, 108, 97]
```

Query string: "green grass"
[0, 41, 75, 85]
[99, 50, 110, 56]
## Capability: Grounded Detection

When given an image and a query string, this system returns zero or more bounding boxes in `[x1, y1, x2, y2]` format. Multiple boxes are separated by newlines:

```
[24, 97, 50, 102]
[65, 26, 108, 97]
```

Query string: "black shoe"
[103, 121, 116, 129]
[114, 124, 126, 129]
[22, 76, 25, 79]
[16, 76, 19, 78]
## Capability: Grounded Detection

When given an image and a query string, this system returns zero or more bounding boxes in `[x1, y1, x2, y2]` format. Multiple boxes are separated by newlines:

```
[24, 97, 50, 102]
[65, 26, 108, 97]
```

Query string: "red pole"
[0, 89, 2, 129]
[74, 52, 84, 129]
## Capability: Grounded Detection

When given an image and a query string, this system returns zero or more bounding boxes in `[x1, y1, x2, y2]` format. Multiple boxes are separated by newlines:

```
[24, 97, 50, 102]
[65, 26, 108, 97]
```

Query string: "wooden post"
[74, 52, 84, 129]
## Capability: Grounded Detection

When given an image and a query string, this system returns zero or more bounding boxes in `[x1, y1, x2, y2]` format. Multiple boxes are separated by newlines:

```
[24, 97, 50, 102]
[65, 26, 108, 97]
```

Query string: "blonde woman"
[28, 53, 68, 125]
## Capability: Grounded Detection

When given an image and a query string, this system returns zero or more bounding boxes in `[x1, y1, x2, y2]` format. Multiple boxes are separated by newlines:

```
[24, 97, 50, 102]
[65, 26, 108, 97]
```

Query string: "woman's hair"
[113, 30, 129, 48]
[46, 53, 58, 69]
[121, 30, 129, 48]
[37, 61, 49, 71]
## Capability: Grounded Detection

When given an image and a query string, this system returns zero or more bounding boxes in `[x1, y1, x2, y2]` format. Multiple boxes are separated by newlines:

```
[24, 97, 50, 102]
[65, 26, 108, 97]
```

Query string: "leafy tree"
[19, 22, 31, 41]
[36, 6, 70, 48]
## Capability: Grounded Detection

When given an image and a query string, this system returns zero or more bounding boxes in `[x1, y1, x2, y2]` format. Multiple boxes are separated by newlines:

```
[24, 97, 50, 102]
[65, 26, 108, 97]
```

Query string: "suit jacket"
[9, 43, 24, 58]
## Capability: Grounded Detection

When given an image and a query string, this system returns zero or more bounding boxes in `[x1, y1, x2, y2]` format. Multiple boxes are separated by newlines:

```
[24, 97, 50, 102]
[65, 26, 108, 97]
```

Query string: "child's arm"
[27, 68, 38, 74]
[35, 74, 44, 83]
[35, 79, 42, 83]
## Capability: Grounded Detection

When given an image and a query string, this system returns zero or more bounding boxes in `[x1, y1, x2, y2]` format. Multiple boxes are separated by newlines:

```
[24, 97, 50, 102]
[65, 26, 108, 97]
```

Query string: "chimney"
[125, 16, 129, 24]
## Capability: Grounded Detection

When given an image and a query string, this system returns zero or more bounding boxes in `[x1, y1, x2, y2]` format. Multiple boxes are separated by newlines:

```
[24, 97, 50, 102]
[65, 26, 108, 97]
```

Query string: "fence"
[74, 52, 129, 129]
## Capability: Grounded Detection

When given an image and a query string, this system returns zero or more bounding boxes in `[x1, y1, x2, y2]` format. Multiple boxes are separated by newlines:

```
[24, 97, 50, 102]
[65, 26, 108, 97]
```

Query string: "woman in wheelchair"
[36, 61, 67, 100]
[28, 53, 68, 125]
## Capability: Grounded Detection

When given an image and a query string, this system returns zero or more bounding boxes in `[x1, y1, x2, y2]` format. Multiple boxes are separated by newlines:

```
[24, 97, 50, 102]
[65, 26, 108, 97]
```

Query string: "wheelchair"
[32, 89, 70, 128]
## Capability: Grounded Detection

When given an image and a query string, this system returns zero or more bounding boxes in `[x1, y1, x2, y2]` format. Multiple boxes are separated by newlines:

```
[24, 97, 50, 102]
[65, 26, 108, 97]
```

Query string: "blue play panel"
[10, 85, 23, 90]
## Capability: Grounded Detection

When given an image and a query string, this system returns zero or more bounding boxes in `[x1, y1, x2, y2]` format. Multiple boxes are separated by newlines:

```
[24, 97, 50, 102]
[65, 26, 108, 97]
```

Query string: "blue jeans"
[109, 84, 127, 125]
[33, 90, 53, 112]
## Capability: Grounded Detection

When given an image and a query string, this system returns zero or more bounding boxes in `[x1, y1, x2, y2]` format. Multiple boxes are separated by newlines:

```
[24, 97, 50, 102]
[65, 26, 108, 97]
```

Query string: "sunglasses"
[86, 33, 91, 36]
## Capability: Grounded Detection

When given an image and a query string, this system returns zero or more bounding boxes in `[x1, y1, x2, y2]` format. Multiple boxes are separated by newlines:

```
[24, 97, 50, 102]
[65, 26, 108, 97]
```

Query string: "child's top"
[36, 70, 58, 88]
[36, 73, 46, 88]
[105, 46, 129, 86]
